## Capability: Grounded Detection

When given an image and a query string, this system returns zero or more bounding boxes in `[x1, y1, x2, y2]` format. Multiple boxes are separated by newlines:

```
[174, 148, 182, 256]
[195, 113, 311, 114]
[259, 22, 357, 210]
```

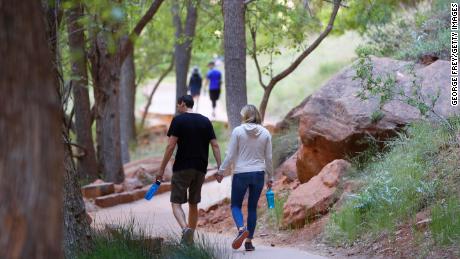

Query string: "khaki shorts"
[170, 169, 206, 204]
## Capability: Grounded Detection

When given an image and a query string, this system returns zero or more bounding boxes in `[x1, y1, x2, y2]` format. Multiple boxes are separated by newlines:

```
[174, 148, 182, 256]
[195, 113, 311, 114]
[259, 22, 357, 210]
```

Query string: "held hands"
[215, 173, 223, 183]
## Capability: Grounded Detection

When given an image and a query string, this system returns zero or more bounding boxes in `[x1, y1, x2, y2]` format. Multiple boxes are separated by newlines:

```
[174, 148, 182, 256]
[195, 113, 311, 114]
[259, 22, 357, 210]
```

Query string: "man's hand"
[215, 173, 223, 183]
[267, 180, 273, 189]
[156, 170, 164, 182]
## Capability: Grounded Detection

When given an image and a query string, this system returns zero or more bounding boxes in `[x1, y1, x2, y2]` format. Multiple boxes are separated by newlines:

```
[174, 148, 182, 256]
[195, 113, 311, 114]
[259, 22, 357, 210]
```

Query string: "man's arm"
[210, 139, 223, 182]
[156, 136, 178, 181]
[210, 139, 221, 169]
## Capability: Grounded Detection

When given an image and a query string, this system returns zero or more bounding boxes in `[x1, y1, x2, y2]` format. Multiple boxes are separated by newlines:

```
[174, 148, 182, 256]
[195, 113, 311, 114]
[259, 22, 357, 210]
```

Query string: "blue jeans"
[231, 171, 265, 239]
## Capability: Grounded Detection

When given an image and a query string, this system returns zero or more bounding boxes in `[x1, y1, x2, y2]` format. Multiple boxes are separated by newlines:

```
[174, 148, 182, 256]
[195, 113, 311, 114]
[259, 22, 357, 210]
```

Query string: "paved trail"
[90, 177, 327, 259]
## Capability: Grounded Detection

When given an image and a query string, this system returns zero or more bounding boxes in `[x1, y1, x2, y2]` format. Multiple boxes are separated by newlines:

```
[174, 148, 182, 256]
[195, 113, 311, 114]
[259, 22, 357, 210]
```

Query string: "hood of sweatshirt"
[242, 123, 262, 137]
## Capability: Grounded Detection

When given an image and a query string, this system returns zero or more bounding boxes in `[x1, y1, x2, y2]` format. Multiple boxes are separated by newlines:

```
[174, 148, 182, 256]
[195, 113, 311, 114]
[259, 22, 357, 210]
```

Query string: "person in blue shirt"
[204, 61, 222, 118]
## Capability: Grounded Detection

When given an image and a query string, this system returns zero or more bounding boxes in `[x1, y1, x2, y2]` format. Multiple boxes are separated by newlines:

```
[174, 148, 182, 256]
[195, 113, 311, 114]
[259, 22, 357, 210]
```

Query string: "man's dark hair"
[208, 61, 215, 67]
[178, 95, 194, 108]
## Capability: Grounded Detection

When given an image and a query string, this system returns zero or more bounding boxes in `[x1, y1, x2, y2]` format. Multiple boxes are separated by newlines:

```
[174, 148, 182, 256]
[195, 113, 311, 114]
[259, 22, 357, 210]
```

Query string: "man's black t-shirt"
[167, 113, 216, 173]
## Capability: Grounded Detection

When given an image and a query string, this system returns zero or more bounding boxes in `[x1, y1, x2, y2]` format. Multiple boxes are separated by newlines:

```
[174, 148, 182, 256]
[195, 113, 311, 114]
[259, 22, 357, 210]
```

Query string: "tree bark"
[223, 0, 248, 129]
[66, 3, 99, 181]
[90, 33, 125, 184]
[172, 0, 199, 110]
[62, 3, 93, 257]
[0, 1, 63, 258]
[119, 44, 136, 164]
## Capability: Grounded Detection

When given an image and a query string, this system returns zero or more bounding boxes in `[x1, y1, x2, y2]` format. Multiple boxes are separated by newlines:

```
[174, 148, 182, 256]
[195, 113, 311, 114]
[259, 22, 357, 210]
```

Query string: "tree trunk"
[223, 0, 247, 129]
[62, 136, 92, 258]
[91, 34, 125, 184]
[0, 1, 63, 258]
[259, 85, 274, 122]
[67, 3, 99, 181]
[172, 0, 199, 110]
[119, 45, 136, 164]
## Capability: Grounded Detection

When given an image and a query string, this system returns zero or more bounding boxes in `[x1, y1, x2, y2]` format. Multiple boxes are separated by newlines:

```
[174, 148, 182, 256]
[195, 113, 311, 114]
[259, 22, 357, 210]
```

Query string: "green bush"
[272, 122, 299, 168]
[326, 118, 459, 245]
[430, 197, 460, 245]
[358, 0, 450, 62]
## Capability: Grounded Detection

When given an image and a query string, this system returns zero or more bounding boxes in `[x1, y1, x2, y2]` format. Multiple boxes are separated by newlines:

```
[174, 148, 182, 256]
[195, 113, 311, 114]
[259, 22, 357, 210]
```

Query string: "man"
[157, 95, 222, 244]
[204, 61, 222, 118]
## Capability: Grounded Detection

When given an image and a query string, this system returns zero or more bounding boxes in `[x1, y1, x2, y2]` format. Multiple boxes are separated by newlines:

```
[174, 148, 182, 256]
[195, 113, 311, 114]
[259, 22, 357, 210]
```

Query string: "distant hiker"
[216, 104, 274, 251]
[156, 95, 222, 245]
[204, 61, 222, 118]
[188, 66, 202, 112]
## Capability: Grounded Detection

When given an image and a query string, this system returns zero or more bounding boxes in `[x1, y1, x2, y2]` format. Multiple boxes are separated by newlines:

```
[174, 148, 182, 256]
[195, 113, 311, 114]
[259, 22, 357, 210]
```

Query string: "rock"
[123, 178, 144, 191]
[415, 218, 432, 230]
[288, 57, 459, 183]
[95, 192, 135, 208]
[334, 180, 364, 209]
[81, 182, 115, 199]
[283, 159, 351, 228]
[114, 184, 124, 193]
[274, 150, 298, 181]
[124, 157, 173, 182]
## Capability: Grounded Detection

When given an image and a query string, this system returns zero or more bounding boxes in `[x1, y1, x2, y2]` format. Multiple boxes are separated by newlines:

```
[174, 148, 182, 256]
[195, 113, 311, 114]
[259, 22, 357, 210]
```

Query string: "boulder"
[81, 182, 115, 199]
[123, 178, 144, 192]
[282, 159, 350, 228]
[274, 150, 299, 182]
[124, 157, 173, 182]
[285, 57, 458, 183]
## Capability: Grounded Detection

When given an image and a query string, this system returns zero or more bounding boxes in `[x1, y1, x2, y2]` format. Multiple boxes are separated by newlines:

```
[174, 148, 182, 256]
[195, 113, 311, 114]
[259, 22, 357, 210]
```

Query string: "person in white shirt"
[216, 104, 274, 251]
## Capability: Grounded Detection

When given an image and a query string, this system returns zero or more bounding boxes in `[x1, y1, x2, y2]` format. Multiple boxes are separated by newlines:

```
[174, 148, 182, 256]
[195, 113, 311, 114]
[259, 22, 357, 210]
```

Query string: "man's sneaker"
[181, 227, 194, 245]
[231, 227, 249, 249]
[244, 241, 255, 251]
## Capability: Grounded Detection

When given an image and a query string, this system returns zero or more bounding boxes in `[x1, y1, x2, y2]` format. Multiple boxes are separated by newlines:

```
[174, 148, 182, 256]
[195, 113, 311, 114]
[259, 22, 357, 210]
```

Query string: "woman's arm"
[264, 134, 274, 184]
[218, 128, 238, 175]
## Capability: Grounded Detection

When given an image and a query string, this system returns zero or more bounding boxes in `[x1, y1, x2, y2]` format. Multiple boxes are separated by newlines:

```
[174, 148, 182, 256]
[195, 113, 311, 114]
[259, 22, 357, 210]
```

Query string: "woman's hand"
[215, 173, 223, 183]
[267, 180, 273, 189]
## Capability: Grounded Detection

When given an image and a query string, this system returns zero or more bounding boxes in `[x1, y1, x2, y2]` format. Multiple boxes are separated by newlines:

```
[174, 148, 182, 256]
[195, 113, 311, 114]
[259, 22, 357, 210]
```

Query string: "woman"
[217, 104, 274, 251]
[188, 67, 202, 111]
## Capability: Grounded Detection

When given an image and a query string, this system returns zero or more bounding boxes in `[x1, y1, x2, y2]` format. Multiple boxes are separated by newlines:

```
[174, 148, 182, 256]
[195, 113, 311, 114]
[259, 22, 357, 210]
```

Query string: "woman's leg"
[246, 172, 265, 239]
[231, 174, 248, 230]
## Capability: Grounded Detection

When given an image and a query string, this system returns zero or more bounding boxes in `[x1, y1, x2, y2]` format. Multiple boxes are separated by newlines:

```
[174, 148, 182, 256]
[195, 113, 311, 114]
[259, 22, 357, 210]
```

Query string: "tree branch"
[323, 0, 348, 8]
[140, 54, 175, 130]
[120, 0, 165, 62]
[268, 0, 342, 88]
[249, 23, 266, 89]
[244, 0, 256, 5]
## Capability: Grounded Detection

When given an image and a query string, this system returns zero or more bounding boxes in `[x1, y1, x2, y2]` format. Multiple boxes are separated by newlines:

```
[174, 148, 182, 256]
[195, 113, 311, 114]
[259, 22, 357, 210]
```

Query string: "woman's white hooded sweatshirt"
[219, 123, 274, 181]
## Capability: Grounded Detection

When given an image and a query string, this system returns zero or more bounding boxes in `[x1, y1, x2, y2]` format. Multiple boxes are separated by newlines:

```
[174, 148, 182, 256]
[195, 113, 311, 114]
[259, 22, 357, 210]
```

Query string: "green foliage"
[356, 0, 450, 61]
[353, 55, 449, 130]
[326, 119, 460, 246]
[272, 122, 299, 168]
[79, 220, 231, 259]
[430, 197, 460, 245]
[321, 0, 421, 34]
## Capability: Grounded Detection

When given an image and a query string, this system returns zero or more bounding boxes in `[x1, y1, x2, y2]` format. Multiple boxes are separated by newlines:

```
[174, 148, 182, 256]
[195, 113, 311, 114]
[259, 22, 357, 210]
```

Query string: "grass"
[272, 122, 299, 168]
[79, 220, 231, 259]
[325, 117, 460, 247]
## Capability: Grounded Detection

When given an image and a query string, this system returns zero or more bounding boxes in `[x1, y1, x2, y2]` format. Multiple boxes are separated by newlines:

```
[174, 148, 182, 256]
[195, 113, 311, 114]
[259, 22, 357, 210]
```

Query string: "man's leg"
[188, 203, 198, 230]
[171, 203, 188, 229]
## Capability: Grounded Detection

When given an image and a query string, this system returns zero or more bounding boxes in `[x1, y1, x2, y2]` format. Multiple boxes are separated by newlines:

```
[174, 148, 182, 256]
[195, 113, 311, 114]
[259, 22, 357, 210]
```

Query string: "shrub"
[430, 197, 460, 245]
[357, 0, 450, 62]
[326, 119, 458, 244]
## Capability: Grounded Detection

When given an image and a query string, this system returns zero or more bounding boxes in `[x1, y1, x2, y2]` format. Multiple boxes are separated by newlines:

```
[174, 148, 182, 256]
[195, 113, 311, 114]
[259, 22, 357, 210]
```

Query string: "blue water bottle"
[145, 180, 161, 200]
[266, 188, 275, 209]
